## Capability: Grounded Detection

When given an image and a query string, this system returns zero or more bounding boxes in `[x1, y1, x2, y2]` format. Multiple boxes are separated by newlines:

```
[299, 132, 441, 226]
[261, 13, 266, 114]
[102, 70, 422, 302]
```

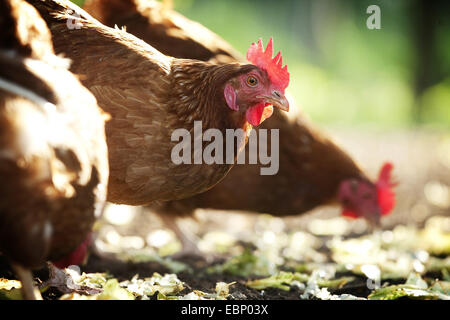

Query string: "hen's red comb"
[376, 162, 396, 215]
[246, 37, 290, 93]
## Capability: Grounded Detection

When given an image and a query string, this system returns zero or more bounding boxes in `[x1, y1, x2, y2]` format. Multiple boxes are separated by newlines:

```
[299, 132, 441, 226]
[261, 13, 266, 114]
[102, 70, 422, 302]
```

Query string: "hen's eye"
[246, 76, 258, 87]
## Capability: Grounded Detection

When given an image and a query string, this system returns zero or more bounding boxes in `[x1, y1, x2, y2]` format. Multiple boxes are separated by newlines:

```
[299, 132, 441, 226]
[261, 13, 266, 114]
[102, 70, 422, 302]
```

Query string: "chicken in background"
[84, 0, 243, 64]
[83, 0, 396, 255]
[27, 0, 290, 207]
[0, 0, 109, 299]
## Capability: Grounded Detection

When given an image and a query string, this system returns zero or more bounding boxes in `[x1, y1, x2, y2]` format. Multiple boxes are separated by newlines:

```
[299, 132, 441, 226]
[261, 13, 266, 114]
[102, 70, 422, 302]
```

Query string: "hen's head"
[337, 162, 396, 226]
[224, 38, 290, 126]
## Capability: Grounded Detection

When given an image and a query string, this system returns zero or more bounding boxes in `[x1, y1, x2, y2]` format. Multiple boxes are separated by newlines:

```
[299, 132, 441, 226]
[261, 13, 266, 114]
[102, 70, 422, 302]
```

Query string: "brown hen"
[0, 0, 108, 299]
[27, 0, 290, 206]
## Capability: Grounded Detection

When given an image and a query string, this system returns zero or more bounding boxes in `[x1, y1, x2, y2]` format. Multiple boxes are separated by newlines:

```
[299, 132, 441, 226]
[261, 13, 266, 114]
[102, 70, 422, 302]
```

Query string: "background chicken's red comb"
[246, 37, 290, 93]
[376, 162, 396, 215]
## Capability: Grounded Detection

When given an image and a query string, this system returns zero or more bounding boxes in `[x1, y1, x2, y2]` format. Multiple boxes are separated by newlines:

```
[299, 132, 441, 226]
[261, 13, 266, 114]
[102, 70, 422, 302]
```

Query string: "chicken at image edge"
[0, 0, 109, 299]
[83, 0, 397, 255]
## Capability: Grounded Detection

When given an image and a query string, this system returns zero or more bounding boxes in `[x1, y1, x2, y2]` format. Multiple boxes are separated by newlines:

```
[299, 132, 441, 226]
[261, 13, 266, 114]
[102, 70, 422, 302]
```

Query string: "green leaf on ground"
[207, 249, 274, 277]
[120, 273, 184, 298]
[368, 273, 450, 300]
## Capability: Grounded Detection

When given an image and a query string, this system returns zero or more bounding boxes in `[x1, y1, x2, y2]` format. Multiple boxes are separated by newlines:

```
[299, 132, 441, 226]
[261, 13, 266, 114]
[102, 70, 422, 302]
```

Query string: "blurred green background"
[73, 0, 450, 129]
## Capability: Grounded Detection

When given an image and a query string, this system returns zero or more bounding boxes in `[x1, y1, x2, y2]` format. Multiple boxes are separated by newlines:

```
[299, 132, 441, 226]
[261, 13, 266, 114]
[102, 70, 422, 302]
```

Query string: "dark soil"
[82, 252, 303, 300]
[1, 244, 446, 300]
[0, 252, 366, 300]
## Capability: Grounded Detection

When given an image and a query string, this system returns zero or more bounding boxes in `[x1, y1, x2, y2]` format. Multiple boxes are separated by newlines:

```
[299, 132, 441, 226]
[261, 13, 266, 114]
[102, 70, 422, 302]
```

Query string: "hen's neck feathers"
[167, 61, 254, 131]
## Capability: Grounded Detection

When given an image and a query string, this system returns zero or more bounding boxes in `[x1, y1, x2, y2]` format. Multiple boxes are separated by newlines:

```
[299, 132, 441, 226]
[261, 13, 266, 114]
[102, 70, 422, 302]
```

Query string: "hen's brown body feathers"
[84, 0, 368, 217]
[0, 0, 108, 270]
